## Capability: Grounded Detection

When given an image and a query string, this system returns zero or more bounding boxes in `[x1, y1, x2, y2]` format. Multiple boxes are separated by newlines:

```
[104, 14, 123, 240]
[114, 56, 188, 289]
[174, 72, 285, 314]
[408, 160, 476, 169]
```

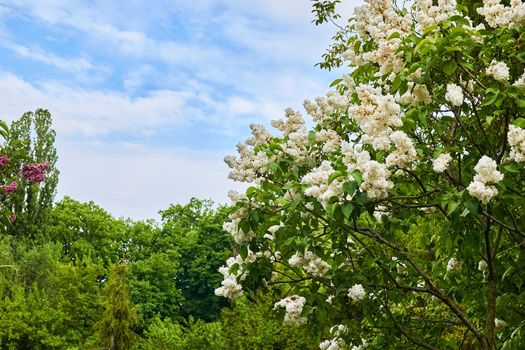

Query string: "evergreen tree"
[97, 264, 140, 350]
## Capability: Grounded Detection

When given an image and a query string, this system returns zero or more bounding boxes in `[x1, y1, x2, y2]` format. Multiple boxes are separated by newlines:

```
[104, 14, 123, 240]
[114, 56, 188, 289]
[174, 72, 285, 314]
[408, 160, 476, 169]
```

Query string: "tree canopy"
[217, 1, 525, 349]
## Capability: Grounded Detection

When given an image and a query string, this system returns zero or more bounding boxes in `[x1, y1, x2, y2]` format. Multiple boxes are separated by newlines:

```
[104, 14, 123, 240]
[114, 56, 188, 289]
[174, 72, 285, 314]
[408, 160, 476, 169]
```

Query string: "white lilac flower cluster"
[397, 83, 432, 106]
[222, 204, 253, 244]
[415, 0, 458, 30]
[477, 0, 525, 28]
[486, 60, 510, 82]
[319, 325, 347, 350]
[246, 124, 272, 147]
[273, 295, 307, 325]
[385, 131, 418, 168]
[342, 143, 394, 201]
[446, 257, 462, 272]
[288, 250, 331, 277]
[350, 0, 411, 77]
[301, 160, 344, 209]
[467, 156, 503, 204]
[514, 71, 525, 88]
[478, 260, 488, 272]
[347, 283, 367, 302]
[304, 90, 351, 125]
[316, 129, 342, 154]
[432, 153, 453, 173]
[349, 85, 403, 150]
[445, 83, 464, 107]
[507, 125, 525, 162]
[215, 255, 245, 300]
[224, 142, 269, 183]
[274, 108, 311, 163]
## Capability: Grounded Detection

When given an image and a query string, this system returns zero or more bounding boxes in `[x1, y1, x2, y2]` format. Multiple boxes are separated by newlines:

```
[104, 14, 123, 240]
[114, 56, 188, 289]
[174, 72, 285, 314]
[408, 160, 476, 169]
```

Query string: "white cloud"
[0, 72, 204, 136]
[1, 40, 97, 73]
[0, 0, 363, 218]
[56, 140, 245, 220]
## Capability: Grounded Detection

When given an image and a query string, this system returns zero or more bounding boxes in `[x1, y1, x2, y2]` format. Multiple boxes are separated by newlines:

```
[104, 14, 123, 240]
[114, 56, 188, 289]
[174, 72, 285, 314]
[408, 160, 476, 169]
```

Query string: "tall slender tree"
[97, 264, 140, 350]
[5, 109, 59, 237]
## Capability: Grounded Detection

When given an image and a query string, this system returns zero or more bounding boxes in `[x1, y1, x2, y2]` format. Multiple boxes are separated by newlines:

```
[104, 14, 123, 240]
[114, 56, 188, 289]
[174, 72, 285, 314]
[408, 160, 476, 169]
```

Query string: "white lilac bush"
[216, 0, 525, 348]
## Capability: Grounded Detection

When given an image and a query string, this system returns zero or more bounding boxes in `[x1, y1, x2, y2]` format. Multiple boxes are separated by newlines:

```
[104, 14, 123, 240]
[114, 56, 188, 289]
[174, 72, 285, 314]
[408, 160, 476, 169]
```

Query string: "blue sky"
[0, 0, 358, 219]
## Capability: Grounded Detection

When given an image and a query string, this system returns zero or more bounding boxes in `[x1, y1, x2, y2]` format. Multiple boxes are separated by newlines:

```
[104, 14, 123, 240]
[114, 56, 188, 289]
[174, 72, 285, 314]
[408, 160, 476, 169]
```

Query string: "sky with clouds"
[0, 0, 359, 220]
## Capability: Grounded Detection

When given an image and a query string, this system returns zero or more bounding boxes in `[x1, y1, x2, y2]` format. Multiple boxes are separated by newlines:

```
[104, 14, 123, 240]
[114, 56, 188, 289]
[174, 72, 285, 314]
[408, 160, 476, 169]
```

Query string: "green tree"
[5, 109, 58, 237]
[159, 198, 231, 321]
[218, 1, 525, 349]
[0, 237, 104, 349]
[220, 294, 319, 350]
[97, 264, 140, 350]
[46, 196, 128, 264]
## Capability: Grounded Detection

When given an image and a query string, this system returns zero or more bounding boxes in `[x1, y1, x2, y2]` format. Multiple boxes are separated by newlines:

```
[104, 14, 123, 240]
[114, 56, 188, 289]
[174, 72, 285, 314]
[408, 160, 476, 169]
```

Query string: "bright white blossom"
[478, 260, 488, 272]
[348, 85, 402, 150]
[397, 83, 431, 106]
[274, 295, 307, 325]
[215, 255, 245, 300]
[348, 284, 366, 302]
[508, 125, 525, 162]
[302, 161, 344, 209]
[473, 156, 504, 184]
[288, 250, 331, 277]
[316, 129, 342, 154]
[467, 156, 503, 204]
[445, 84, 464, 107]
[486, 60, 510, 82]
[477, 0, 525, 28]
[385, 131, 418, 168]
[415, 0, 458, 30]
[432, 153, 453, 173]
[513, 71, 525, 88]
[447, 257, 462, 272]
[224, 143, 269, 183]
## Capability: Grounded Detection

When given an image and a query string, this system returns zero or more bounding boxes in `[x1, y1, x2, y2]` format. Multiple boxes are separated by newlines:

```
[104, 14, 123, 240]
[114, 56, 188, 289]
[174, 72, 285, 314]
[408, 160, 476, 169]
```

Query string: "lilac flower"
[0, 155, 8, 166]
[8, 215, 16, 223]
[20, 161, 49, 183]
[2, 181, 17, 193]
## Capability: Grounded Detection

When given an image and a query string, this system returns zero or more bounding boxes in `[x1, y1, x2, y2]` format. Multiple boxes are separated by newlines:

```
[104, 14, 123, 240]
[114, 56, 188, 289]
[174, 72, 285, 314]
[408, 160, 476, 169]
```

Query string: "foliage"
[46, 196, 128, 264]
[97, 263, 140, 350]
[219, 1, 525, 349]
[4, 109, 58, 237]
[220, 294, 319, 350]
[0, 237, 103, 349]
[160, 198, 231, 321]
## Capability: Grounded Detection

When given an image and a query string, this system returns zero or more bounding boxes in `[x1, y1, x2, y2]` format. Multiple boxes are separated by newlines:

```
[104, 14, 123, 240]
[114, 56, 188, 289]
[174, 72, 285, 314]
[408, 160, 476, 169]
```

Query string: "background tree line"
[0, 109, 320, 349]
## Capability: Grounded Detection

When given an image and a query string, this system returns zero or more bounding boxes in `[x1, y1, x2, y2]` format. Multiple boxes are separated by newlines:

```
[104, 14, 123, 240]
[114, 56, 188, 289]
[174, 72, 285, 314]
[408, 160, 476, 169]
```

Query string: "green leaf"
[481, 91, 500, 106]
[503, 164, 521, 173]
[442, 60, 458, 76]
[512, 118, 525, 128]
[351, 170, 363, 185]
[464, 200, 480, 215]
[328, 171, 344, 184]
[447, 201, 459, 215]
[342, 202, 354, 219]
[343, 181, 358, 196]
[329, 78, 343, 87]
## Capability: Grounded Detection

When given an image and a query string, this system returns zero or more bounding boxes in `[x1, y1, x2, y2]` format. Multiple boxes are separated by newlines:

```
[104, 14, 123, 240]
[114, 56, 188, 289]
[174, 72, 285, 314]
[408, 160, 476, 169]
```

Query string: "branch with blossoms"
[0, 124, 50, 226]
[216, 0, 525, 348]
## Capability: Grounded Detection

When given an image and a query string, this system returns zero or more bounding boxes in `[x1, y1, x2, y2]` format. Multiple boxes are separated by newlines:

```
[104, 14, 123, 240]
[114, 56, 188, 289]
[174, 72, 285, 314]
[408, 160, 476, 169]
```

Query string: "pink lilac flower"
[20, 161, 49, 183]
[0, 155, 8, 166]
[8, 215, 16, 223]
[2, 181, 17, 193]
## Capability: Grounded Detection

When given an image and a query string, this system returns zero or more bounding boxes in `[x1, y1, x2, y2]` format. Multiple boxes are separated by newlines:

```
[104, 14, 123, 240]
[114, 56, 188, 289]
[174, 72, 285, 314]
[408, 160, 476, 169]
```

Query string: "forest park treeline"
[0, 110, 320, 349]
